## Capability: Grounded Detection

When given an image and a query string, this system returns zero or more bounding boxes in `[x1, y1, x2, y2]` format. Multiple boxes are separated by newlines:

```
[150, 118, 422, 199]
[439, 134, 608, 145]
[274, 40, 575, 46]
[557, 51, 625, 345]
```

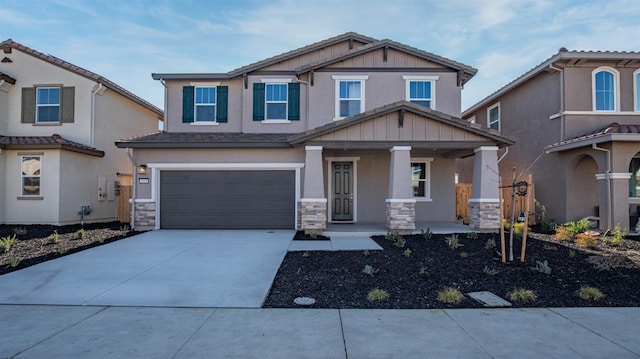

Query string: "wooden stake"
[499, 178, 506, 263]
[520, 174, 532, 262]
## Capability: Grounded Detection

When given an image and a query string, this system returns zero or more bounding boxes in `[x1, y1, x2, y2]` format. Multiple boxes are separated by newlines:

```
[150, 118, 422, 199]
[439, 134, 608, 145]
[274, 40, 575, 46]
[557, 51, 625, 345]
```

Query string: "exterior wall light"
[137, 164, 148, 175]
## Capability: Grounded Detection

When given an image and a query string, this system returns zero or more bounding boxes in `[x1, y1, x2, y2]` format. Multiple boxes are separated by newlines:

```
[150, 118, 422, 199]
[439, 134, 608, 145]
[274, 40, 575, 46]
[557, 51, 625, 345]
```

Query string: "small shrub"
[362, 264, 379, 276]
[421, 228, 433, 240]
[75, 228, 85, 240]
[602, 224, 626, 246]
[484, 238, 496, 250]
[575, 231, 599, 248]
[554, 225, 573, 242]
[403, 248, 412, 257]
[445, 234, 463, 250]
[419, 267, 428, 275]
[97, 235, 105, 244]
[459, 251, 468, 258]
[119, 224, 130, 237]
[47, 231, 60, 244]
[385, 231, 400, 241]
[57, 245, 68, 255]
[437, 287, 464, 304]
[367, 288, 390, 302]
[511, 222, 528, 237]
[362, 249, 370, 257]
[393, 237, 406, 248]
[301, 251, 310, 258]
[563, 219, 590, 238]
[9, 257, 22, 268]
[466, 232, 478, 240]
[0, 234, 19, 253]
[577, 286, 604, 301]
[531, 260, 552, 274]
[508, 288, 537, 302]
[483, 265, 499, 276]
[12, 227, 28, 237]
[568, 249, 576, 259]
[543, 244, 558, 251]
[593, 262, 611, 271]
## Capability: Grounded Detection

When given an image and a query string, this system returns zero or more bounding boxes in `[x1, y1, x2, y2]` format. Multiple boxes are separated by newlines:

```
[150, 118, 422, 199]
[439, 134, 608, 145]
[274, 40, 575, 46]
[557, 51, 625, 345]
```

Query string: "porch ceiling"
[308, 140, 496, 158]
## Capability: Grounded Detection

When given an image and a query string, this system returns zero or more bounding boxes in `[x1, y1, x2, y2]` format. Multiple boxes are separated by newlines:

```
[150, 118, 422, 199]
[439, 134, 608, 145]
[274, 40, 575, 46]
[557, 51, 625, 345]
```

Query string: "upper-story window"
[634, 69, 640, 112]
[333, 75, 368, 119]
[488, 103, 500, 131]
[265, 83, 288, 120]
[21, 155, 41, 196]
[592, 67, 619, 111]
[36, 87, 61, 123]
[195, 87, 216, 122]
[403, 75, 438, 109]
[21, 86, 74, 124]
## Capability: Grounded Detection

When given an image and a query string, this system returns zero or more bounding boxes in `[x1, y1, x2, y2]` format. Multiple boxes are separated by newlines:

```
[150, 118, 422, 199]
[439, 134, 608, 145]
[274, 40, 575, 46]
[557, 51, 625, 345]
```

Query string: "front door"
[332, 162, 353, 221]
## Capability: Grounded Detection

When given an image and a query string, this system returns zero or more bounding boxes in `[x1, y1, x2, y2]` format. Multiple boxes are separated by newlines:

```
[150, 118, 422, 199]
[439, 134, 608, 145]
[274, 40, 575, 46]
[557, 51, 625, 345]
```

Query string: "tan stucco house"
[0, 39, 163, 225]
[117, 33, 513, 232]
[459, 49, 640, 231]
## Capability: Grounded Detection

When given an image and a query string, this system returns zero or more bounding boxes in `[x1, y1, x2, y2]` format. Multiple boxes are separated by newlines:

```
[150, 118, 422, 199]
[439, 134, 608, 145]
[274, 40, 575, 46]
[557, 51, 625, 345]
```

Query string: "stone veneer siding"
[386, 201, 415, 232]
[134, 201, 156, 228]
[469, 201, 500, 230]
[299, 201, 327, 231]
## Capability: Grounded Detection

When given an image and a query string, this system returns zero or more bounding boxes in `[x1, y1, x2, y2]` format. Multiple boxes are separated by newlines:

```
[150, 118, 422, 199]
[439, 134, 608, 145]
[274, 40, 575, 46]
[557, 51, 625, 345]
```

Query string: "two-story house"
[116, 33, 513, 232]
[459, 48, 640, 231]
[0, 39, 162, 225]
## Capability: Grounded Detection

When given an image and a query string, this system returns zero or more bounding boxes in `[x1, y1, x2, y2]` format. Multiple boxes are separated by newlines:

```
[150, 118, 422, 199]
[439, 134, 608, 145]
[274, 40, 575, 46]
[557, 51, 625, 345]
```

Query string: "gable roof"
[151, 32, 476, 83]
[545, 122, 640, 153]
[0, 134, 105, 157]
[0, 39, 163, 117]
[463, 49, 640, 116]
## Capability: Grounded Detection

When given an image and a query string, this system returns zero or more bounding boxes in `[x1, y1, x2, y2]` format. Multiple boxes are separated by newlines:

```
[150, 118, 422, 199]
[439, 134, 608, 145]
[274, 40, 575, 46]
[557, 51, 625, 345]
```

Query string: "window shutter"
[288, 82, 300, 121]
[253, 82, 265, 121]
[21, 87, 36, 123]
[216, 86, 228, 123]
[61, 87, 75, 123]
[182, 86, 194, 123]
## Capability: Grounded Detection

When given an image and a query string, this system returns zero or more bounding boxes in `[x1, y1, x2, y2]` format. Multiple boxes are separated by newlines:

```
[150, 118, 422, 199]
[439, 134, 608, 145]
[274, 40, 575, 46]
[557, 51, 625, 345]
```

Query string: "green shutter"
[253, 82, 265, 121]
[61, 87, 75, 123]
[288, 83, 300, 121]
[182, 86, 194, 123]
[21, 87, 36, 123]
[216, 86, 228, 123]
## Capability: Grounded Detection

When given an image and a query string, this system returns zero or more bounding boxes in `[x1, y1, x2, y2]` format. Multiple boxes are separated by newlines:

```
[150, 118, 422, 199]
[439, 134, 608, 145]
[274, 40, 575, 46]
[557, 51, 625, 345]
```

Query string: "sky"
[2, 0, 640, 111]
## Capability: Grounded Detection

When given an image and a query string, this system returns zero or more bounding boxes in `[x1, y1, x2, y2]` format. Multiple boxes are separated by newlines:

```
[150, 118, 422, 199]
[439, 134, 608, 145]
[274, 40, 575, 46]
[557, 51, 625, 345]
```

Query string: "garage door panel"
[160, 170, 295, 229]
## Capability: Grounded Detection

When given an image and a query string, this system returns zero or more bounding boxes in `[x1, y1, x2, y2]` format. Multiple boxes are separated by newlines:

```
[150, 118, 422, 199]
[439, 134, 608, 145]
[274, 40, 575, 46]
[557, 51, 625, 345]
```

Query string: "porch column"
[596, 172, 631, 231]
[386, 146, 416, 232]
[469, 146, 501, 230]
[300, 146, 327, 232]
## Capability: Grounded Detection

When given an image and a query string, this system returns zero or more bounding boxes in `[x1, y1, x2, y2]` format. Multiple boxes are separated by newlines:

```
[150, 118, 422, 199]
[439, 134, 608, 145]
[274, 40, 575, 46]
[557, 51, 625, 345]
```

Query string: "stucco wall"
[564, 66, 640, 113]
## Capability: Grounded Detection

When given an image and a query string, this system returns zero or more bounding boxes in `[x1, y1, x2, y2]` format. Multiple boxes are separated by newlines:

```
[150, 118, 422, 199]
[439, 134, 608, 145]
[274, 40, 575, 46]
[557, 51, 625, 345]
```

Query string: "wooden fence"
[455, 177, 536, 225]
[117, 185, 132, 223]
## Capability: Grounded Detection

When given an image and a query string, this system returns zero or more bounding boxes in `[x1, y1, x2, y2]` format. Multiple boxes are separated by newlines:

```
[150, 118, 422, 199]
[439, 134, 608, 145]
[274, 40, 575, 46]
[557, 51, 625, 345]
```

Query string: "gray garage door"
[160, 170, 295, 229]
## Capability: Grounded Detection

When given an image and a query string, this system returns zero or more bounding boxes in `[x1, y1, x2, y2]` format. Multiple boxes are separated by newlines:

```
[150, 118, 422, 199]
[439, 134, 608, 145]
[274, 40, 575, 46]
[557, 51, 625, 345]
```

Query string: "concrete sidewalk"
[1, 306, 638, 358]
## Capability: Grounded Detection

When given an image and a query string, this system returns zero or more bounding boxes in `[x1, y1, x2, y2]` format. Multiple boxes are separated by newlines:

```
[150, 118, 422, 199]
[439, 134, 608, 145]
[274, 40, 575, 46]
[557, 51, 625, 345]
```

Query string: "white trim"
[551, 111, 639, 118]
[194, 86, 217, 123]
[402, 75, 440, 81]
[305, 146, 323, 151]
[385, 199, 417, 203]
[190, 81, 220, 86]
[596, 172, 631, 180]
[468, 115, 476, 124]
[332, 75, 369, 80]
[411, 157, 433, 201]
[190, 122, 219, 126]
[301, 198, 328, 203]
[333, 76, 367, 120]
[474, 146, 499, 153]
[403, 76, 438, 109]
[133, 198, 155, 203]
[326, 158, 359, 223]
[592, 66, 620, 112]
[261, 78, 292, 83]
[390, 146, 412, 152]
[261, 120, 291, 124]
[468, 198, 500, 203]
[634, 69, 640, 112]
[487, 102, 500, 131]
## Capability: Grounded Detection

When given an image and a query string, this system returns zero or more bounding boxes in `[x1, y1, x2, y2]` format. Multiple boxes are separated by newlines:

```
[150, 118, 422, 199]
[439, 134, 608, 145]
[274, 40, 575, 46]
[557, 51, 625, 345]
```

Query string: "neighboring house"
[116, 32, 513, 232]
[459, 48, 640, 231]
[0, 39, 163, 225]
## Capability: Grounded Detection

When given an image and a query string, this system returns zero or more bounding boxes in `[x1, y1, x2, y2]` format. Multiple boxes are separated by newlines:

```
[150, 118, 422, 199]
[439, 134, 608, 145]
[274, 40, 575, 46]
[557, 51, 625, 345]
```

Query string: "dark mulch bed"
[0, 222, 141, 275]
[292, 230, 331, 241]
[264, 232, 640, 309]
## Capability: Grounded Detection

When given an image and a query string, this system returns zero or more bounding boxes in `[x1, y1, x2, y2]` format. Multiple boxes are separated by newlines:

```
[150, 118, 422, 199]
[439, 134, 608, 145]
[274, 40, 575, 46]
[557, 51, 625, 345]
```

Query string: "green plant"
[554, 225, 573, 241]
[362, 249, 370, 257]
[119, 224, 130, 237]
[403, 248, 412, 257]
[484, 238, 496, 250]
[466, 231, 478, 239]
[603, 224, 626, 246]
[47, 231, 59, 244]
[445, 234, 463, 250]
[531, 260, 552, 274]
[57, 245, 68, 255]
[362, 264, 379, 276]
[9, 257, 22, 268]
[577, 286, 604, 301]
[367, 288, 390, 302]
[97, 235, 105, 244]
[437, 287, 464, 304]
[301, 251, 310, 258]
[568, 249, 576, 259]
[419, 267, 428, 275]
[0, 234, 18, 253]
[12, 227, 28, 237]
[421, 228, 433, 240]
[511, 222, 528, 237]
[508, 288, 537, 302]
[385, 230, 400, 241]
[459, 251, 468, 258]
[575, 231, 598, 248]
[393, 237, 406, 248]
[75, 228, 85, 240]
[483, 265, 499, 276]
[593, 262, 611, 271]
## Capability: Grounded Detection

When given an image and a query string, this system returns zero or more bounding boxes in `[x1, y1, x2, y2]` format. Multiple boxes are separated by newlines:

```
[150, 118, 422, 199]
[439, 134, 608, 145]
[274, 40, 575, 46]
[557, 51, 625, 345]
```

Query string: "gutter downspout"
[90, 83, 103, 147]
[160, 80, 168, 131]
[592, 144, 612, 229]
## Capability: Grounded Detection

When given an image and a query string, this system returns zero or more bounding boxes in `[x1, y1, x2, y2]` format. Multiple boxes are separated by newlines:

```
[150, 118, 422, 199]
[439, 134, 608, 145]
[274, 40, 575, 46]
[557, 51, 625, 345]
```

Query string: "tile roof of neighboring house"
[115, 132, 295, 148]
[0, 134, 105, 157]
[0, 72, 16, 84]
[0, 39, 163, 117]
[151, 32, 476, 83]
[545, 122, 640, 152]
[463, 49, 640, 116]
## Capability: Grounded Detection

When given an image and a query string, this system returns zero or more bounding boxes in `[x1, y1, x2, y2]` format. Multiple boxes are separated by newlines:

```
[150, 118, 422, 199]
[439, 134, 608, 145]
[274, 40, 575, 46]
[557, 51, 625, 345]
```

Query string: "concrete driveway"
[0, 230, 293, 308]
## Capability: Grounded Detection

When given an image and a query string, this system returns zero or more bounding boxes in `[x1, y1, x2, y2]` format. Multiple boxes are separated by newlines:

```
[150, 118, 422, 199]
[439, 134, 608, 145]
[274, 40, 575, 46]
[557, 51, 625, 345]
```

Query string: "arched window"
[634, 69, 640, 112]
[592, 67, 619, 111]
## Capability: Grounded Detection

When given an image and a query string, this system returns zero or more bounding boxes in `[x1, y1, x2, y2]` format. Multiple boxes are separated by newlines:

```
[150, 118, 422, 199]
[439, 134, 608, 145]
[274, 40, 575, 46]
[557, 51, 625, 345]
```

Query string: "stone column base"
[469, 200, 500, 230]
[134, 200, 156, 230]
[299, 199, 327, 232]
[386, 199, 416, 232]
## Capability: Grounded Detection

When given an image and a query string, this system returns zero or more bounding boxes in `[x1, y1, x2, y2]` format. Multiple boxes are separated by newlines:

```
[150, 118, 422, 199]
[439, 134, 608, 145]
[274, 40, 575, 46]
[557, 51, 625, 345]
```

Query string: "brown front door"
[332, 162, 353, 221]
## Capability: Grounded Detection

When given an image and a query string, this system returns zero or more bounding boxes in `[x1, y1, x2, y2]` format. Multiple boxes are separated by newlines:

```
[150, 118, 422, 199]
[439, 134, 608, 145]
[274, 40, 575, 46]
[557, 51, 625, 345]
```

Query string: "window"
[36, 87, 60, 123]
[265, 83, 288, 120]
[195, 87, 216, 122]
[333, 75, 368, 119]
[630, 157, 640, 197]
[634, 69, 640, 112]
[488, 103, 500, 130]
[592, 67, 619, 111]
[411, 158, 433, 201]
[21, 156, 41, 196]
[403, 76, 438, 109]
